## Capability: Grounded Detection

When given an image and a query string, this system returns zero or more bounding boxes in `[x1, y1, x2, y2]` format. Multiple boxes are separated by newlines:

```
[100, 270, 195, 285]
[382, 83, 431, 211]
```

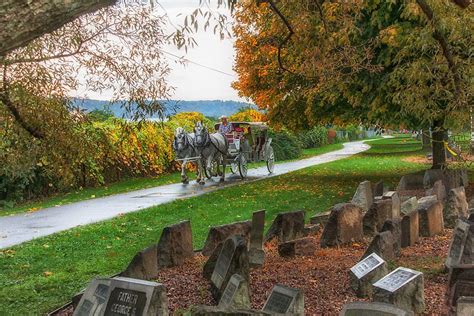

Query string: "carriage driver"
[218, 115, 232, 134]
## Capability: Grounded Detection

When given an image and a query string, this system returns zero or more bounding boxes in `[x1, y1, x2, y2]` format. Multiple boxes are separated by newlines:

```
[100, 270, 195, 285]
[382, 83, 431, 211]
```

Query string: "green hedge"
[269, 129, 302, 161]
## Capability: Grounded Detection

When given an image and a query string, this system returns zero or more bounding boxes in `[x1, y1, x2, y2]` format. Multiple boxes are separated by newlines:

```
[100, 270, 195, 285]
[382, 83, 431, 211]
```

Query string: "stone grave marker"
[74, 277, 168, 316]
[401, 211, 419, 248]
[397, 173, 424, 191]
[218, 274, 251, 310]
[363, 199, 393, 236]
[157, 220, 193, 268]
[417, 196, 444, 237]
[362, 231, 397, 261]
[73, 279, 111, 316]
[456, 296, 474, 316]
[423, 169, 468, 192]
[278, 237, 317, 258]
[352, 180, 373, 212]
[373, 180, 384, 197]
[320, 203, 364, 248]
[210, 235, 249, 301]
[401, 197, 418, 216]
[446, 187, 470, 228]
[202, 221, 252, 256]
[121, 244, 158, 280]
[446, 220, 471, 269]
[373, 267, 425, 314]
[448, 264, 474, 309]
[380, 219, 402, 257]
[262, 284, 304, 316]
[425, 180, 446, 204]
[339, 302, 414, 316]
[265, 210, 305, 243]
[349, 252, 388, 297]
[383, 191, 401, 219]
[249, 210, 265, 268]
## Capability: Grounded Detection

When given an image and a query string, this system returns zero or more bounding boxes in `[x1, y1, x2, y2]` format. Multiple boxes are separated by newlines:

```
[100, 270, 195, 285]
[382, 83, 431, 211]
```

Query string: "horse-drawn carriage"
[210, 121, 275, 179]
[173, 121, 275, 184]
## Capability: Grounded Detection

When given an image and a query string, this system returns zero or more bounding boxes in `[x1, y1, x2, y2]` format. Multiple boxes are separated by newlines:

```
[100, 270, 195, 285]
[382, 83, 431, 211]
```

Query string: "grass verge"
[0, 137, 428, 314]
[1, 143, 345, 217]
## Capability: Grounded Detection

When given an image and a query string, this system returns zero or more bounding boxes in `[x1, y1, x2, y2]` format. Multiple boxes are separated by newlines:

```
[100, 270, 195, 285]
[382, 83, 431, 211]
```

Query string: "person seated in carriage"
[218, 115, 233, 135]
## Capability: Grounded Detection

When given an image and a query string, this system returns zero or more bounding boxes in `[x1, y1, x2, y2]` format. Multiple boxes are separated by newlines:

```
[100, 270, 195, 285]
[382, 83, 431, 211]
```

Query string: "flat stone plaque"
[218, 274, 250, 309]
[211, 239, 235, 289]
[373, 267, 421, 292]
[351, 253, 385, 279]
[262, 284, 303, 315]
[74, 279, 111, 316]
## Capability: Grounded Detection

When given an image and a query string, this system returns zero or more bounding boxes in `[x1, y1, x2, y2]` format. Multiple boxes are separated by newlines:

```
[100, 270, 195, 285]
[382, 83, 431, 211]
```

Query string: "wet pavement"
[0, 140, 370, 249]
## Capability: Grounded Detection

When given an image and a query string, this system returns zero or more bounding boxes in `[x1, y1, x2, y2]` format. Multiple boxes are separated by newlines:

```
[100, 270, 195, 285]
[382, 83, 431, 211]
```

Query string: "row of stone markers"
[71, 209, 311, 315]
[314, 168, 473, 315]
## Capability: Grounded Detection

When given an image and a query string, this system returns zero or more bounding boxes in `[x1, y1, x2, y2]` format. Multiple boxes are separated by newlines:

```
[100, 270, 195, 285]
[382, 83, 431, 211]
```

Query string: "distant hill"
[72, 98, 256, 118]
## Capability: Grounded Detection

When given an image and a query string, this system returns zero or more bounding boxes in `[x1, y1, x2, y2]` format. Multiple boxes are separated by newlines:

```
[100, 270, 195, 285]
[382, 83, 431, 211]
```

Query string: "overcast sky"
[74, 0, 245, 102]
[160, 0, 244, 101]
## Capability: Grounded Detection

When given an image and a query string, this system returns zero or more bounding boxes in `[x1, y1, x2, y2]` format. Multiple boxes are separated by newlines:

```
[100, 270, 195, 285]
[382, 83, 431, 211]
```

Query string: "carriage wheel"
[230, 162, 238, 174]
[266, 146, 275, 174]
[238, 154, 248, 179]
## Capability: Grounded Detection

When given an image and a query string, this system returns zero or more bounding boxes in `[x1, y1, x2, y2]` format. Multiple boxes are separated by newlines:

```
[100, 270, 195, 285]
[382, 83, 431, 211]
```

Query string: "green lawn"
[0, 137, 429, 314]
[0, 143, 345, 217]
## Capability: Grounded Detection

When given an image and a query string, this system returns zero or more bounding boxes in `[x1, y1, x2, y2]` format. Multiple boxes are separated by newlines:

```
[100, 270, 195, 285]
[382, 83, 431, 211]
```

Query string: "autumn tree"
[233, 0, 473, 169]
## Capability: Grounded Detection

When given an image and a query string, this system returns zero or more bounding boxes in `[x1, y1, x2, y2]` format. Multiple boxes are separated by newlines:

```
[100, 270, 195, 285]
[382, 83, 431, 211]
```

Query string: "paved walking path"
[0, 140, 371, 249]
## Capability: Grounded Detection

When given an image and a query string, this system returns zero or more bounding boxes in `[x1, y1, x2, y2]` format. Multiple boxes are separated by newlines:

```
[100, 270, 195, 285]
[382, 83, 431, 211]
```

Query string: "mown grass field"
[0, 143, 345, 217]
[0, 137, 429, 314]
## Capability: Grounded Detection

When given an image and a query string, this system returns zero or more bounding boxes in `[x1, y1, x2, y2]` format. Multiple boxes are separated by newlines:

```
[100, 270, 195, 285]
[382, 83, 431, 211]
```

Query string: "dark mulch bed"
[153, 229, 452, 315]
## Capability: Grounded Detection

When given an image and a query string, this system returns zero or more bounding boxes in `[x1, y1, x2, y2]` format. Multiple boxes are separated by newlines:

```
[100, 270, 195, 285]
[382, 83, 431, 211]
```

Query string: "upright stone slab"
[249, 210, 265, 268]
[362, 231, 397, 261]
[446, 220, 471, 269]
[349, 253, 388, 298]
[210, 235, 249, 301]
[448, 264, 474, 309]
[265, 210, 305, 243]
[401, 197, 418, 216]
[426, 180, 446, 204]
[401, 211, 419, 248]
[363, 199, 393, 236]
[74, 277, 168, 316]
[417, 196, 444, 237]
[456, 296, 474, 316]
[380, 219, 402, 257]
[383, 191, 401, 219]
[157, 220, 194, 268]
[121, 245, 158, 280]
[423, 169, 469, 192]
[218, 274, 251, 310]
[202, 221, 252, 256]
[397, 173, 424, 191]
[374, 180, 385, 197]
[461, 220, 474, 264]
[373, 267, 425, 314]
[262, 284, 304, 316]
[203, 242, 223, 280]
[339, 302, 414, 316]
[278, 237, 317, 258]
[352, 180, 373, 212]
[446, 187, 470, 228]
[320, 203, 364, 248]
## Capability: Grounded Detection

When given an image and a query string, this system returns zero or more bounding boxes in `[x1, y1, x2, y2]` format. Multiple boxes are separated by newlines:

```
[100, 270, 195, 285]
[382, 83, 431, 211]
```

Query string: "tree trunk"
[422, 129, 431, 150]
[471, 104, 474, 154]
[0, 0, 116, 56]
[431, 119, 447, 169]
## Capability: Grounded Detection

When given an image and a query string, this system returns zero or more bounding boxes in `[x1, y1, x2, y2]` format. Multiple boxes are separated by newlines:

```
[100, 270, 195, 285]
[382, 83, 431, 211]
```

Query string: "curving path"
[0, 140, 371, 249]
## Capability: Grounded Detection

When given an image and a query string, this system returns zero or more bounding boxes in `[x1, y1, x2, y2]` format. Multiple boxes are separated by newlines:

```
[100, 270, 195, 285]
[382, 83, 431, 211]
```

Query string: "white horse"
[193, 121, 228, 183]
[173, 127, 202, 184]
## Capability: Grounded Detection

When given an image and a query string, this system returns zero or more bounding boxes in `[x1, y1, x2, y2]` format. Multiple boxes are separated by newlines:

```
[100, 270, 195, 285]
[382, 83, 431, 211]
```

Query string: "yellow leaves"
[43, 271, 53, 277]
[0, 249, 16, 258]
[379, 25, 401, 47]
[27, 207, 39, 213]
